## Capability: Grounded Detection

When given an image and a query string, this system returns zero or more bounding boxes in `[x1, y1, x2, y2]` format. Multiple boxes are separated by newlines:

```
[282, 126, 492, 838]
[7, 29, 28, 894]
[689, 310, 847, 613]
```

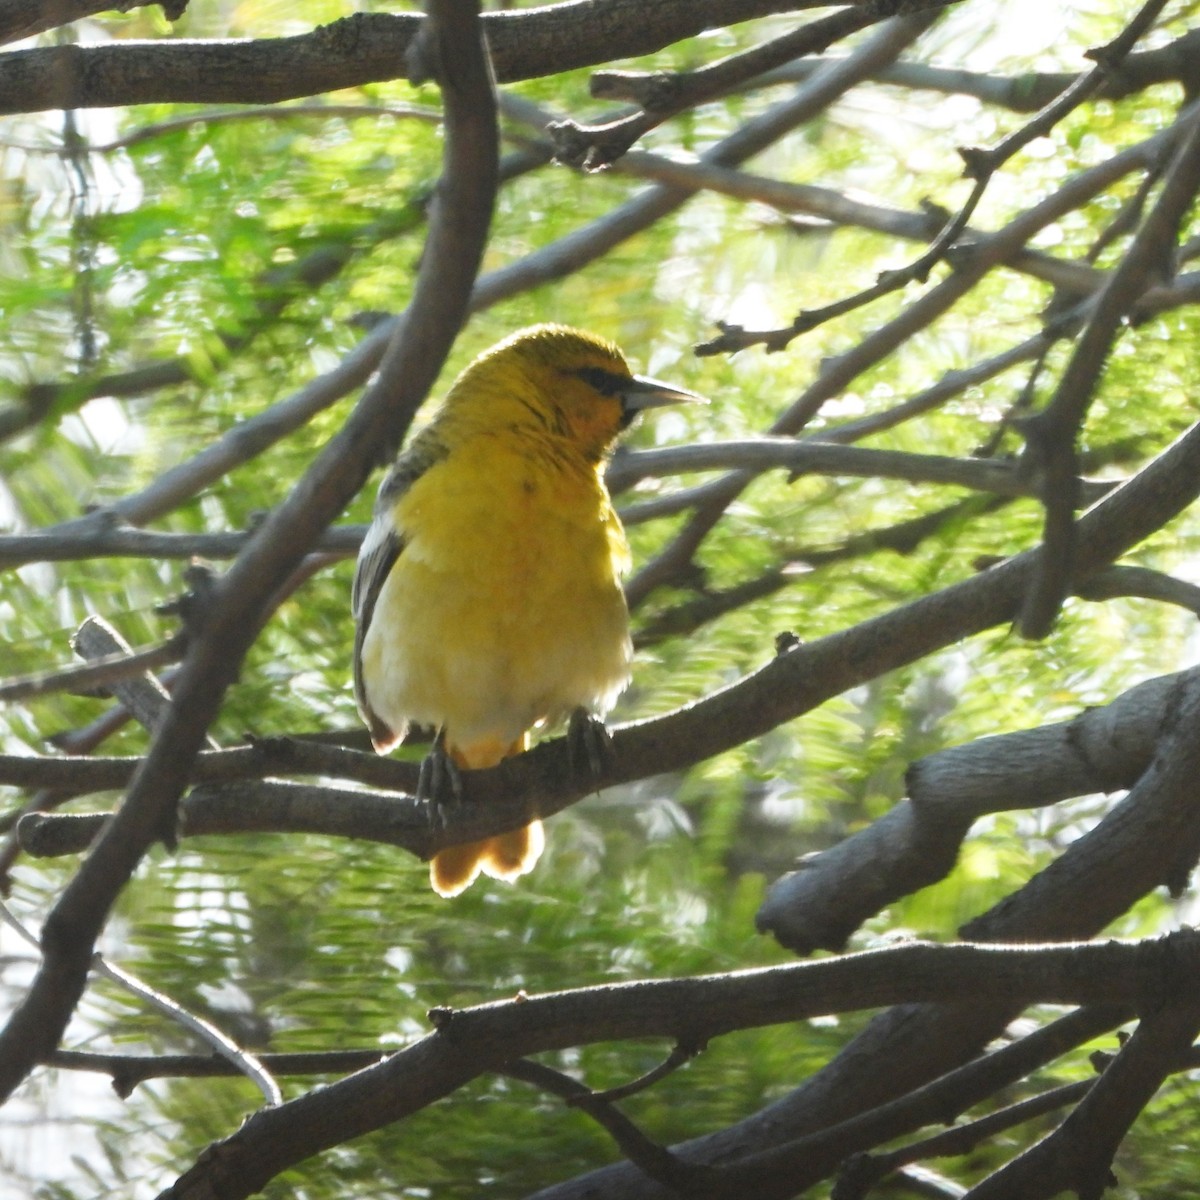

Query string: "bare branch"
[0, 525, 361, 570]
[1019, 104, 1200, 637]
[551, 1, 952, 170]
[0, 0, 499, 1106]
[745, 1006, 1126, 1200]
[159, 933, 1200, 1200]
[0, 637, 183, 703]
[0, 2, 837, 115]
[756, 29, 1200, 113]
[589, 1042, 705, 1104]
[839, 1080, 1096, 1197]
[609, 438, 1114, 502]
[91, 957, 282, 1107]
[759, 666, 1199, 954]
[48, 1047, 386, 1090]
[964, 1000, 1200, 1200]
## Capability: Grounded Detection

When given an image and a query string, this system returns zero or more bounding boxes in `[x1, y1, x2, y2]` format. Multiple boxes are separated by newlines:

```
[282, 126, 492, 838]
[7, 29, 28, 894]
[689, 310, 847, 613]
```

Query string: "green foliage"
[3, 1, 1200, 1197]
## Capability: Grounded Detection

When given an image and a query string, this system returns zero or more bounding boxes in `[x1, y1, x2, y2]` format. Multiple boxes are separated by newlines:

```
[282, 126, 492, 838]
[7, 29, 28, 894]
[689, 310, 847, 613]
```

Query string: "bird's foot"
[568, 708, 614, 783]
[417, 731, 463, 827]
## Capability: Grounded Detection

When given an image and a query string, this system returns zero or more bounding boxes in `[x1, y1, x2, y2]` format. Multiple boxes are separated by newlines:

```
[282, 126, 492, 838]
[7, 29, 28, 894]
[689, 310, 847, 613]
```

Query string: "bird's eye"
[575, 366, 629, 397]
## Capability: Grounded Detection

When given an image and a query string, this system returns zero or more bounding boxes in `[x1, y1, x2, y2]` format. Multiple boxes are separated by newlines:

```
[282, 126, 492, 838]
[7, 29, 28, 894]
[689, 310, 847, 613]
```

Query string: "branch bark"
[161, 933, 1200, 1200]
[0, 1, 823, 114]
[759, 666, 1199, 953]
[0, 0, 498, 1106]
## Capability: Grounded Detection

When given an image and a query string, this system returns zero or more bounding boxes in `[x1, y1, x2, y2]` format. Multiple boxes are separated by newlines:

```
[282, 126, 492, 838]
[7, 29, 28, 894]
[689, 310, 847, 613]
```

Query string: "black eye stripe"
[574, 366, 629, 397]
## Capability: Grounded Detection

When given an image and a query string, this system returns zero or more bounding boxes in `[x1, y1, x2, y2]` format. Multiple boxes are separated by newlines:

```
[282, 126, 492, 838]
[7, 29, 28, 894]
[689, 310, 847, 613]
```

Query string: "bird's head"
[444, 324, 705, 463]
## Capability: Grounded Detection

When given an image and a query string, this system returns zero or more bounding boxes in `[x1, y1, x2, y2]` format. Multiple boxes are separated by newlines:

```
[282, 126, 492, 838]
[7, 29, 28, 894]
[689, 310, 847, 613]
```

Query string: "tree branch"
[0, 0, 498, 1106]
[159, 933, 1200, 1200]
[0, 1, 830, 115]
[551, 0, 955, 170]
[0, 0, 185, 48]
[759, 666, 1200, 953]
[964, 999, 1200, 1200]
[756, 30, 1200, 114]
[1018, 102, 1200, 637]
[48, 1046, 388, 1091]
[751, 1006, 1127, 1200]
[608, 438, 1113, 502]
[502, 1058, 712, 1195]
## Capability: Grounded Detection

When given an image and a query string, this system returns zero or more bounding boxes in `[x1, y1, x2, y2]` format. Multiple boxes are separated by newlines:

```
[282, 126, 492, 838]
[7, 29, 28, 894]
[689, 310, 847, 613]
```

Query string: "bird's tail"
[429, 733, 544, 897]
[430, 819, 545, 897]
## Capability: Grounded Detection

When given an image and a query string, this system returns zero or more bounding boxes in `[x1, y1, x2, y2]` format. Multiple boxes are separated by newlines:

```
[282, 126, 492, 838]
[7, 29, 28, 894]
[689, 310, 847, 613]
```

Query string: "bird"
[352, 324, 703, 897]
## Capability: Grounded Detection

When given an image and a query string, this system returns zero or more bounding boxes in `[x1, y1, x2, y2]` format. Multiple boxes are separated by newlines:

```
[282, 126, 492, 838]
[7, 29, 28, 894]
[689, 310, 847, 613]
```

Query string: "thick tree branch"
[159, 933, 1200, 1200]
[0, 0, 498, 1105]
[759, 666, 1200, 953]
[0, 1, 826, 115]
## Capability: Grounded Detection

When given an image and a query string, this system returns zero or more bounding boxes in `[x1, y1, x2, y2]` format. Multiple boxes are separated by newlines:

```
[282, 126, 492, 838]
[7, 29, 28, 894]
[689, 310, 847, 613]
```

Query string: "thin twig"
[47, 1047, 387, 1088]
[697, 0, 1171, 358]
[0, 899, 281, 1106]
[0, 637, 184, 703]
[502, 1058, 714, 1193]
[588, 1040, 705, 1104]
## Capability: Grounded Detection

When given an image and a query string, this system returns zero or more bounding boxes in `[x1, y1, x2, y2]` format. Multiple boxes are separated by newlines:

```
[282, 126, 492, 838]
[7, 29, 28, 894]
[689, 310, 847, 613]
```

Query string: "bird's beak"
[620, 374, 708, 413]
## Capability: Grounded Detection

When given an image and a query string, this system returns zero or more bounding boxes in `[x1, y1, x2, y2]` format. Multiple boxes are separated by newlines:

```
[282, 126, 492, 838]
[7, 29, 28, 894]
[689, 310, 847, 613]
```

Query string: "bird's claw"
[417, 732, 463, 828]
[568, 708, 614, 782]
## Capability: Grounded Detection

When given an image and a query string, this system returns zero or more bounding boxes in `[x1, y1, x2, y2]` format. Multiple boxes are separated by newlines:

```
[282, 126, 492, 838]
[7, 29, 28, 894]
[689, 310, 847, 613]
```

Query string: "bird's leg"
[417, 729, 463, 826]
[568, 707, 615, 783]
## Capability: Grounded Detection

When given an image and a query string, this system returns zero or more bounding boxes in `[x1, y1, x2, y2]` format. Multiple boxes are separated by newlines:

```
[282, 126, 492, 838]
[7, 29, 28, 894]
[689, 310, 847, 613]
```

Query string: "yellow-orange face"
[442, 324, 703, 463]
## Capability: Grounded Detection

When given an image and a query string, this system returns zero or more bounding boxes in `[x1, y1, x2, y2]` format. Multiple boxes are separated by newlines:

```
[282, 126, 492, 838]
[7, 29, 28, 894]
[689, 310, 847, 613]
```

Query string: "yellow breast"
[358, 431, 632, 760]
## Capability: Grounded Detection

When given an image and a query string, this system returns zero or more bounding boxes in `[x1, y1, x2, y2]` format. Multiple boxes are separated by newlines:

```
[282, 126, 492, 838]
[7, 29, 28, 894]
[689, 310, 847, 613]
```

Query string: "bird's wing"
[352, 433, 447, 750]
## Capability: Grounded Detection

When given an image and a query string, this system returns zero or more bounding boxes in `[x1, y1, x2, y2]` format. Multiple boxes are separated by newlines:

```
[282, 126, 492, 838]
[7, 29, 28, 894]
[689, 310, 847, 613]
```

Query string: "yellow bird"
[353, 324, 702, 897]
